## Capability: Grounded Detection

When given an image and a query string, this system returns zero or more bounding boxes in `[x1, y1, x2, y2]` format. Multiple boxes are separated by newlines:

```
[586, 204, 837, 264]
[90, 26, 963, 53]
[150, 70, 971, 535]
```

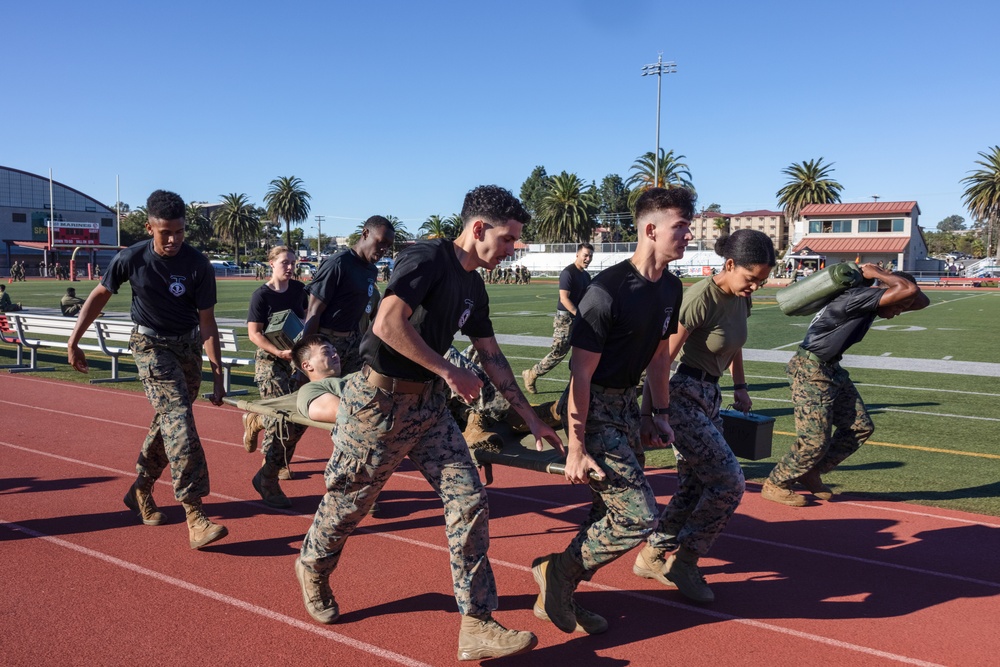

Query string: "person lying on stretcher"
[290, 334, 562, 451]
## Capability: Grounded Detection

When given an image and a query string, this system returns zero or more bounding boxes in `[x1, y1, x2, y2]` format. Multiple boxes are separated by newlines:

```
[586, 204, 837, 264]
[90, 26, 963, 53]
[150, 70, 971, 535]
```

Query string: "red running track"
[2, 373, 998, 666]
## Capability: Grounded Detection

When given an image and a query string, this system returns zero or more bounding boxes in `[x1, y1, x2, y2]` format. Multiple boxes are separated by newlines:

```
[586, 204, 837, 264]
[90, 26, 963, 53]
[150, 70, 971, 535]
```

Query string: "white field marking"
[772, 338, 807, 350]
[842, 501, 1000, 528]
[0, 374, 236, 413]
[746, 396, 1000, 422]
[0, 444, 959, 666]
[942, 355, 954, 359]
[881, 352, 894, 356]
[744, 374, 997, 398]
[0, 519, 433, 667]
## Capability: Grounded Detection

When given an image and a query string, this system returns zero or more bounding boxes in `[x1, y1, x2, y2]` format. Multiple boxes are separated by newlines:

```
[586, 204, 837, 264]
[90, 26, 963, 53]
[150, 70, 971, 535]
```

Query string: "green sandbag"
[777, 262, 866, 316]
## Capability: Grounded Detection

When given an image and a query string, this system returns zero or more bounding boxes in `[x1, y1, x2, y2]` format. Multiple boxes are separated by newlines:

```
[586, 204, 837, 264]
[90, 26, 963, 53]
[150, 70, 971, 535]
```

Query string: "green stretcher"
[223, 393, 578, 485]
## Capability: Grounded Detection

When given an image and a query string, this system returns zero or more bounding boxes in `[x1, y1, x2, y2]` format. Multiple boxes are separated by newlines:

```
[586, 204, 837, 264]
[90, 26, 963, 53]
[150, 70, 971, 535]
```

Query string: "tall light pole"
[641, 54, 677, 188]
[315, 215, 325, 259]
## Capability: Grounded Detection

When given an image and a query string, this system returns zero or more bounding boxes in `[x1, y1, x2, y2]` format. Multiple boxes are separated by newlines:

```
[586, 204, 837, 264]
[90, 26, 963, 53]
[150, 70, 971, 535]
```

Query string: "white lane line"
[0, 445, 953, 667]
[744, 375, 997, 398]
[0, 519, 432, 667]
[743, 396, 1000, 422]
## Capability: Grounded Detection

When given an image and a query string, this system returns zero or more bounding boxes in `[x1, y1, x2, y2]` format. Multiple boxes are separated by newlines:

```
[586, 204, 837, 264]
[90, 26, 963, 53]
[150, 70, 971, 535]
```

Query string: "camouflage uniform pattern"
[443, 344, 509, 423]
[130, 332, 210, 503]
[254, 348, 306, 468]
[532, 311, 574, 377]
[299, 372, 497, 616]
[768, 355, 874, 485]
[560, 388, 658, 573]
[649, 373, 745, 557]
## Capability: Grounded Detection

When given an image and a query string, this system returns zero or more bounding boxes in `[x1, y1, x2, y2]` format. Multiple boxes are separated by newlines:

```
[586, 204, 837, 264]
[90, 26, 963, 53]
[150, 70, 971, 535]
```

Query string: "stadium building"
[1, 165, 119, 278]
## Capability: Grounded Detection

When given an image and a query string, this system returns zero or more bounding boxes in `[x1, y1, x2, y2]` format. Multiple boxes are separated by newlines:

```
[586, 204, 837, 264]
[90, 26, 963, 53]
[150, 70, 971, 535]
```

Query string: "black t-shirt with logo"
[571, 259, 683, 389]
[247, 280, 307, 325]
[557, 263, 591, 312]
[102, 240, 215, 335]
[306, 248, 377, 331]
[360, 238, 493, 381]
[801, 286, 884, 362]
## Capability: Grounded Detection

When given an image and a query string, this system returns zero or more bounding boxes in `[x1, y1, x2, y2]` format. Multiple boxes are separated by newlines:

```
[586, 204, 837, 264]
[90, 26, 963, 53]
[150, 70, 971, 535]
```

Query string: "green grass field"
[4, 277, 1000, 516]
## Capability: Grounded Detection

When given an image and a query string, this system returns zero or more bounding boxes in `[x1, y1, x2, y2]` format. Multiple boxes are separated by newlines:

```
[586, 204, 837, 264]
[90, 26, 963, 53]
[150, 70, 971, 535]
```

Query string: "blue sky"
[4, 0, 998, 240]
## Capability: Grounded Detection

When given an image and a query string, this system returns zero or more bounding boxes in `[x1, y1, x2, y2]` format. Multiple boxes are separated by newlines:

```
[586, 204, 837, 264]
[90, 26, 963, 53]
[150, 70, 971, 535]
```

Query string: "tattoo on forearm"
[494, 378, 527, 410]
[478, 349, 511, 372]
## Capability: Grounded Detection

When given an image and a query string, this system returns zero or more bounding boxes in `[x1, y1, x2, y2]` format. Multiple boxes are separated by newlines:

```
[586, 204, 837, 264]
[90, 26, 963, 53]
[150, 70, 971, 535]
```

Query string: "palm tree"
[626, 149, 694, 210]
[184, 201, 212, 250]
[419, 214, 449, 239]
[713, 216, 730, 237]
[213, 193, 260, 267]
[775, 158, 843, 224]
[264, 176, 310, 246]
[535, 172, 600, 243]
[443, 214, 464, 239]
[961, 145, 1000, 259]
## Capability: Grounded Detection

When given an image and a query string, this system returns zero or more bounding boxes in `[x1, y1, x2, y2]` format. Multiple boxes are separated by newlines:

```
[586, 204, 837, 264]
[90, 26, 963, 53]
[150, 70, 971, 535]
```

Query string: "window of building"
[12, 212, 27, 223]
[809, 220, 849, 233]
[101, 218, 113, 227]
[859, 218, 905, 233]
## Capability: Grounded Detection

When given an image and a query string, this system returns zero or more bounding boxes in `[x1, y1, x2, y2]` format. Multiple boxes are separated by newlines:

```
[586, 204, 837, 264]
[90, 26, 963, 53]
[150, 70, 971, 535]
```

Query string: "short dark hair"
[66, 287, 76, 296]
[0, 284, 5, 292]
[715, 229, 776, 268]
[577, 242, 594, 253]
[461, 185, 530, 226]
[291, 334, 333, 371]
[363, 215, 395, 234]
[634, 187, 696, 223]
[146, 190, 185, 220]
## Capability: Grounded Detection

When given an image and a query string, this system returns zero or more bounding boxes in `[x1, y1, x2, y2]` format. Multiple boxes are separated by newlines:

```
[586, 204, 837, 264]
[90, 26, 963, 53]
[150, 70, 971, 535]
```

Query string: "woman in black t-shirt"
[243, 246, 309, 508]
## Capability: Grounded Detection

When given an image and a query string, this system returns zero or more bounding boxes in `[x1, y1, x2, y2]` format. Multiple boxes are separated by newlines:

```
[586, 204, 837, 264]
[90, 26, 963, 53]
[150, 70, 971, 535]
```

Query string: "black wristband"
[651, 407, 670, 416]
[733, 383, 748, 391]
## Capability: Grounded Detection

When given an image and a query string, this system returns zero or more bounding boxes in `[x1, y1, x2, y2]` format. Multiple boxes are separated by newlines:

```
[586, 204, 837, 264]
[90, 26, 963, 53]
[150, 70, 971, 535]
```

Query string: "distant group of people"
[483, 264, 530, 284]
[8, 261, 27, 281]
[54, 184, 930, 662]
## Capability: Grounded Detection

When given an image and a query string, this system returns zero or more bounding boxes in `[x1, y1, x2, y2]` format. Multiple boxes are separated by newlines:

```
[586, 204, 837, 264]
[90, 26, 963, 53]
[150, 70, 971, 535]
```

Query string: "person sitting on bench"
[60, 287, 85, 317]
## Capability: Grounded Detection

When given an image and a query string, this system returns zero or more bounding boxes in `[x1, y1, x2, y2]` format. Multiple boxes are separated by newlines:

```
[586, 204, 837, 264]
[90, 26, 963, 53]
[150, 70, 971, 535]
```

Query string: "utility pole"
[641, 54, 677, 187]
[315, 215, 325, 259]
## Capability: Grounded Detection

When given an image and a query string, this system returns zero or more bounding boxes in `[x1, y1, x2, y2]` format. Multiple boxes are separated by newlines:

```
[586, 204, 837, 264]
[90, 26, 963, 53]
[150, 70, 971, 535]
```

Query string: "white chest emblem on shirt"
[169, 275, 187, 297]
[367, 280, 374, 297]
[662, 306, 673, 336]
[458, 299, 474, 329]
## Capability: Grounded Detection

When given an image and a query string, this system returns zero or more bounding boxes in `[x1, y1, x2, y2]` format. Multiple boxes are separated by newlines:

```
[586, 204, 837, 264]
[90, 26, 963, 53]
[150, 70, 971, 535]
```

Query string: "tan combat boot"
[632, 543, 677, 589]
[182, 500, 228, 550]
[253, 462, 292, 509]
[796, 469, 834, 500]
[278, 465, 294, 480]
[531, 552, 584, 634]
[664, 548, 714, 603]
[457, 614, 537, 661]
[761, 479, 808, 507]
[462, 413, 503, 452]
[295, 557, 339, 624]
[123, 475, 166, 526]
[242, 412, 263, 453]
[522, 367, 538, 394]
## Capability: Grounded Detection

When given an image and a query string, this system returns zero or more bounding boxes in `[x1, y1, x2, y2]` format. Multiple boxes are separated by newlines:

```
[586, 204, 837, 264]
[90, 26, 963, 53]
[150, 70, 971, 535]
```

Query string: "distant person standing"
[243, 245, 308, 506]
[60, 287, 85, 316]
[523, 242, 594, 394]
[67, 189, 229, 551]
[762, 265, 929, 506]
[301, 215, 395, 375]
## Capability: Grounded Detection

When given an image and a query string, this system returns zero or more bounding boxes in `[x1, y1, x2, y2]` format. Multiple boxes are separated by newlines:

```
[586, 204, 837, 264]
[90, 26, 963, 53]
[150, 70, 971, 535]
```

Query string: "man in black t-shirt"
[532, 187, 690, 636]
[523, 242, 593, 393]
[296, 186, 561, 661]
[762, 264, 929, 506]
[301, 216, 395, 374]
[67, 190, 228, 551]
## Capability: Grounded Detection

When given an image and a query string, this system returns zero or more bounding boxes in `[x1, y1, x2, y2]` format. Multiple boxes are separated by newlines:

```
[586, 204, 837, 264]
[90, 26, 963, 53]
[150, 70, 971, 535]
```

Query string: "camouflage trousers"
[532, 311, 574, 377]
[254, 349, 306, 468]
[299, 372, 497, 616]
[649, 373, 745, 558]
[444, 344, 509, 424]
[325, 330, 364, 376]
[561, 388, 658, 574]
[767, 355, 874, 485]
[130, 332, 210, 503]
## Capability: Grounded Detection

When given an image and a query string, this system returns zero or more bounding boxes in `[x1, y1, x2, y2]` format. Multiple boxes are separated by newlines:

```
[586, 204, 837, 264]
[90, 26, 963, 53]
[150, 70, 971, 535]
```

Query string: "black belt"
[319, 328, 353, 338]
[135, 325, 199, 341]
[796, 347, 841, 366]
[362, 364, 430, 395]
[591, 383, 631, 395]
[675, 363, 719, 384]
